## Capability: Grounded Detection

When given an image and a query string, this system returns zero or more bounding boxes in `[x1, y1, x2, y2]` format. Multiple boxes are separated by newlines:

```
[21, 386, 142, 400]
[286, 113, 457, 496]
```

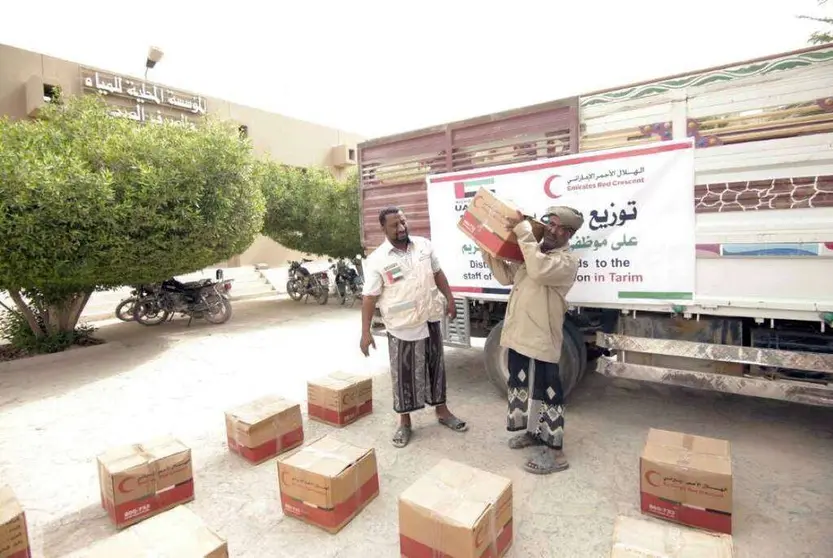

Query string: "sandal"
[508, 432, 544, 450]
[392, 425, 412, 448]
[437, 415, 468, 432]
[523, 448, 569, 475]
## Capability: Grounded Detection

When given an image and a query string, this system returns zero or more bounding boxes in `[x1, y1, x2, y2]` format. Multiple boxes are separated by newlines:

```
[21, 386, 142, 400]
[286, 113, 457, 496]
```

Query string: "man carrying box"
[482, 205, 584, 474]
[360, 206, 468, 448]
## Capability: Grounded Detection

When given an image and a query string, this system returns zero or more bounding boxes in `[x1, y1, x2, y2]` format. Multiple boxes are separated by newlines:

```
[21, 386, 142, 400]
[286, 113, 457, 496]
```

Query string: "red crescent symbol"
[544, 175, 561, 199]
[645, 470, 661, 488]
[117, 477, 133, 494]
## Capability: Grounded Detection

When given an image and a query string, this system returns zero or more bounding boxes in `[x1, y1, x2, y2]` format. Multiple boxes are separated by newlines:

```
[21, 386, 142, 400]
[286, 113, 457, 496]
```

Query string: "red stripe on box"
[105, 479, 194, 529]
[641, 492, 732, 534]
[459, 212, 523, 262]
[106, 478, 194, 528]
[431, 142, 691, 184]
[308, 400, 372, 427]
[400, 518, 514, 558]
[280, 473, 380, 532]
[8, 548, 31, 558]
[228, 426, 305, 464]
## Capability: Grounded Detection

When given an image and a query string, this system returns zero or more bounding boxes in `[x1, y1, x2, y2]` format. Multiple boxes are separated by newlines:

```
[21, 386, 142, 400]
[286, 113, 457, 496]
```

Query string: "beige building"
[0, 43, 364, 268]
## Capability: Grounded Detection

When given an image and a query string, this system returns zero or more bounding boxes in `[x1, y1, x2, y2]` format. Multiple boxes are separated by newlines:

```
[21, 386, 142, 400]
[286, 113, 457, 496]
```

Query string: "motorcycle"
[114, 284, 154, 322]
[132, 270, 234, 326]
[329, 258, 364, 306]
[286, 259, 329, 305]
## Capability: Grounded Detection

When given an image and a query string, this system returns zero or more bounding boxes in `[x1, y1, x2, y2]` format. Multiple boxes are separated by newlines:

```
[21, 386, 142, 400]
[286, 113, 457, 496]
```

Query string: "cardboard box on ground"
[277, 435, 379, 534]
[640, 428, 733, 535]
[307, 372, 373, 427]
[399, 459, 513, 558]
[65, 505, 227, 558]
[458, 187, 546, 262]
[0, 486, 30, 558]
[611, 515, 733, 557]
[97, 436, 194, 529]
[225, 394, 304, 464]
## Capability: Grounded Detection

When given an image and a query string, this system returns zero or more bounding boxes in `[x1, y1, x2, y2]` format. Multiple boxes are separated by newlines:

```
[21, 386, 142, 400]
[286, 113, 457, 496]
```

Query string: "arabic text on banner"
[425, 140, 696, 305]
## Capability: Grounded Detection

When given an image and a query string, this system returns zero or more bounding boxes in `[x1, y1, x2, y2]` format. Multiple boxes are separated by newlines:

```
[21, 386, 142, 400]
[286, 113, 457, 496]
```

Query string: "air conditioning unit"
[332, 144, 357, 168]
[25, 75, 60, 117]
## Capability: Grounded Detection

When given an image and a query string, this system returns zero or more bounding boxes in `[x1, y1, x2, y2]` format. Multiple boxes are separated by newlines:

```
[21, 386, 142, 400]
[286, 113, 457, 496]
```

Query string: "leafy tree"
[0, 94, 264, 351]
[800, 0, 833, 44]
[259, 161, 362, 259]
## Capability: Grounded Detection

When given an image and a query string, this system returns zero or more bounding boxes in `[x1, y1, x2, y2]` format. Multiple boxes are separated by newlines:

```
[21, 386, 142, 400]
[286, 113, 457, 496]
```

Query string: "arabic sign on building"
[80, 67, 207, 128]
[426, 140, 696, 304]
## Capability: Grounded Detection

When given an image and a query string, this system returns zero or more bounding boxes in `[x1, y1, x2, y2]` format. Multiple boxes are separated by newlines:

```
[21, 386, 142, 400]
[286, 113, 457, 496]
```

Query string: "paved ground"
[1, 297, 832, 557]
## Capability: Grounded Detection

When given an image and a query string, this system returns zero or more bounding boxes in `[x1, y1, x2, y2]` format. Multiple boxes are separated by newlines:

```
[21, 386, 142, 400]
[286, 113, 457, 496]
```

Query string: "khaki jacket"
[482, 221, 579, 363]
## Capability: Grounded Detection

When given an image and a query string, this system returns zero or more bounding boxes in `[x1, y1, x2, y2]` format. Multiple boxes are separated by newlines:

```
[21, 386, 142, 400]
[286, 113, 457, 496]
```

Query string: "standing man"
[482, 206, 584, 474]
[360, 206, 468, 448]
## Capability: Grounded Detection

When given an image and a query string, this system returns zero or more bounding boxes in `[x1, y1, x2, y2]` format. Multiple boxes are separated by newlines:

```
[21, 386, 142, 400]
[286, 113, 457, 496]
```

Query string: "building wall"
[0, 43, 364, 268]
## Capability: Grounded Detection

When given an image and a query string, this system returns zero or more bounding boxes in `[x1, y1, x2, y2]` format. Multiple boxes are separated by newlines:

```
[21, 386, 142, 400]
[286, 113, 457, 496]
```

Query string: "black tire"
[564, 319, 589, 393]
[316, 284, 329, 305]
[204, 297, 233, 325]
[133, 298, 170, 326]
[286, 280, 302, 301]
[484, 320, 582, 399]
[115, 298, 136, 322]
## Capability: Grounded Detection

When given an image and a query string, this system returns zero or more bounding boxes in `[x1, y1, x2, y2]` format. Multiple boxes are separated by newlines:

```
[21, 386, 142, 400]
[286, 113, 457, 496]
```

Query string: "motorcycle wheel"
[286, 279, 303, 301]
[204, 297, 233, 324]
[133, 299, 170, 326]
[315, 285, 329, 305]
[115, 297, 137, 322]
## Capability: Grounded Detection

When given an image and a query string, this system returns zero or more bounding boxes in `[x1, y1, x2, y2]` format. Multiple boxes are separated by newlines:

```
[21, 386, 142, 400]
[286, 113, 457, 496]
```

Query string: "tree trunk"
[67, 291, 92, 330]
[8, 289, 45, 338]
[45, 291, 93, 334]
[8, 289, 93, 338]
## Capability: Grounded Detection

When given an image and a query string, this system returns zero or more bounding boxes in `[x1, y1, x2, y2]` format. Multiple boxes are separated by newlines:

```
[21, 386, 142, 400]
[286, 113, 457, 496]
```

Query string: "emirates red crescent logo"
[117, 477, 134, 493]
[544, 175, 562, 199]
[645, 470, 662, 488]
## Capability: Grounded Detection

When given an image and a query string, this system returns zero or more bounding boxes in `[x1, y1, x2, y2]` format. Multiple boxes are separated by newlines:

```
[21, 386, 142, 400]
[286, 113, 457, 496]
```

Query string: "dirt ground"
[1, 297, 832, 557]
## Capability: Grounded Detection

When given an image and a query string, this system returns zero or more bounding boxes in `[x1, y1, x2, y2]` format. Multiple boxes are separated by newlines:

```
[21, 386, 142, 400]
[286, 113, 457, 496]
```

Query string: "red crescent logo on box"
[645, 470, 662, 488]
[544, 175, 562, 199]
[117, 477, 134, 494]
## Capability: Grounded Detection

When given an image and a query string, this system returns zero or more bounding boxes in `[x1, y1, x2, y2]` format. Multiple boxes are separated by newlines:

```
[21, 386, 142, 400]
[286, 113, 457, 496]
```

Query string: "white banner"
[426, 140, 696, 305]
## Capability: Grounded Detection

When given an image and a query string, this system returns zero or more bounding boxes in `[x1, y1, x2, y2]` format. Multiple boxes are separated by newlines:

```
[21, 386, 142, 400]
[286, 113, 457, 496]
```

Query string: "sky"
[0, 1, 828, 139]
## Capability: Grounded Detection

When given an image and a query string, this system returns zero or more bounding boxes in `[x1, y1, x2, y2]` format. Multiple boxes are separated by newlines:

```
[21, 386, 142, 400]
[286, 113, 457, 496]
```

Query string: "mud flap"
[442, 297, 471, 348]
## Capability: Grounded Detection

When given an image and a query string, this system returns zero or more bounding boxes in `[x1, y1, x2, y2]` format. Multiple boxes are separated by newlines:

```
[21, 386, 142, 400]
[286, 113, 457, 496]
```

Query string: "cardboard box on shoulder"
[640, 429, 732, 534]
[277, 435, 379, 534]
[225, 394, 304, 464]
[399, 459, 513, 558]
[0, 486, 30, 558]
[307, 372, 373, 427]
[65, 505, 227, 558]
[97, 436, 194, 529]
[457, 187, 545, 263]
[611, 515, 733, 558]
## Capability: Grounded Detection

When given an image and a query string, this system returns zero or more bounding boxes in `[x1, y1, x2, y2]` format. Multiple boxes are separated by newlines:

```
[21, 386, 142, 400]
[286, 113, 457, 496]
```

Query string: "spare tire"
[484, 320, 582, 399]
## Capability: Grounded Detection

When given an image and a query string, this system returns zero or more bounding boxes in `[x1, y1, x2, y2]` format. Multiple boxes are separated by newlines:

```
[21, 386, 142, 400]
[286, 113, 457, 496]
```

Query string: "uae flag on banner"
[454, 177, 495, 200]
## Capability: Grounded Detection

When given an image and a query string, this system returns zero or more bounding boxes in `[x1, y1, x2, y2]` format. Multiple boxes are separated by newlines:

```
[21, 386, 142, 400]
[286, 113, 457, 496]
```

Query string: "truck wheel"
[484, 320, 582, 399]
[564, 319, 588, 392]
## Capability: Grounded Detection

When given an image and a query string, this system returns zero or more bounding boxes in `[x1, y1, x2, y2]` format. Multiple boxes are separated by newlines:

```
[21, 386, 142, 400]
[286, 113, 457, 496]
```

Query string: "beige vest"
[376, 242, 437, 331]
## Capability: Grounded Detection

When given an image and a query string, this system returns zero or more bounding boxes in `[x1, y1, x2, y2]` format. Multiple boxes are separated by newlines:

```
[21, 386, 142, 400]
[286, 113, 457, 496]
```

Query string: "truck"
[357, 43, 833, 406]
